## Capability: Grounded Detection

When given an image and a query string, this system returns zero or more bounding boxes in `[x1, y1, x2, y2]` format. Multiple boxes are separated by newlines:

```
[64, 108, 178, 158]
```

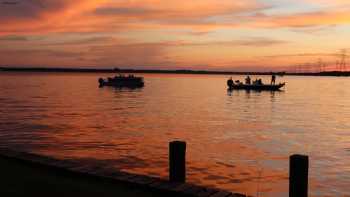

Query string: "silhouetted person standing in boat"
[271, 74, 276, 85]
[245, 76, 251, 85]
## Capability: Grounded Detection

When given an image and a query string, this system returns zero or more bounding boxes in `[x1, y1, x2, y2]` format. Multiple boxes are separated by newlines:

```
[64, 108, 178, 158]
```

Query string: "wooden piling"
[169, 141, 186, 182]
[289, 154, 309, 197]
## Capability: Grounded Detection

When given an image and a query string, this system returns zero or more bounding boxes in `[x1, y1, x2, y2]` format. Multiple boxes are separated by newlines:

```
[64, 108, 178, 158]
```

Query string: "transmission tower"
[338, 49, 347, 71]
[317, 58, 326, 72]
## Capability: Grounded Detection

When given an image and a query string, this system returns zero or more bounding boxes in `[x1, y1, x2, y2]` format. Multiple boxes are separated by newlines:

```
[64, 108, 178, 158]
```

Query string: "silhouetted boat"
[98, 75, 144, 88]
[228, 83, 285, 91]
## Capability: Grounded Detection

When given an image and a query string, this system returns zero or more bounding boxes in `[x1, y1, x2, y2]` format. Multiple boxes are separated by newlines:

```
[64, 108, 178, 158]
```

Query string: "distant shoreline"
[1, 66, 350, 77]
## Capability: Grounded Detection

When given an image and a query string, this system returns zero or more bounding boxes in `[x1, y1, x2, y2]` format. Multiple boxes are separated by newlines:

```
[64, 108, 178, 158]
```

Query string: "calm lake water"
[0, 72, 349, 197]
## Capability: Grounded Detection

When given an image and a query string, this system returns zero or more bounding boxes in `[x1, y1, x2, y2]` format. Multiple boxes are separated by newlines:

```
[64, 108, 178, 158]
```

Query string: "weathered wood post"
[169, 141, 186, 182]
[289, 154, 309, 197]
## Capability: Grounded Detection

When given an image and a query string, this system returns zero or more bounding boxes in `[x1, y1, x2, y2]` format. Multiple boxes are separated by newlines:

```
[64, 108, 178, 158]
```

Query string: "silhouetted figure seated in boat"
[253, 79, 263, 85]
[245, 76, 251, 85]
[235, 80, 243, 85]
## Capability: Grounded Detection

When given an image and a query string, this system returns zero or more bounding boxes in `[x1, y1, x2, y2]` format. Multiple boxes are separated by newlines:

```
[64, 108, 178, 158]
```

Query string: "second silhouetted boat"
[227, 83, 285, 91]
[227, 77, 285, 91]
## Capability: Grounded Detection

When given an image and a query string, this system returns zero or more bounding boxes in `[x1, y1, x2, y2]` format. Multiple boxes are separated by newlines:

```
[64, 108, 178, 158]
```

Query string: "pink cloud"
[0, 0, 264, 34]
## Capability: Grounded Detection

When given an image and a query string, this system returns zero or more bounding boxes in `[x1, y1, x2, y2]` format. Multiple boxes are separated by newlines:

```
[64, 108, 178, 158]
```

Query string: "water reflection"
[227, 88, 284, 104]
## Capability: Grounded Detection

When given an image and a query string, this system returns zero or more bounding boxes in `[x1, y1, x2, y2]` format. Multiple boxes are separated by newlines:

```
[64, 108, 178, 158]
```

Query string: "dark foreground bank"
[0, 149, 246, 197]
[0, 156, 168, 197]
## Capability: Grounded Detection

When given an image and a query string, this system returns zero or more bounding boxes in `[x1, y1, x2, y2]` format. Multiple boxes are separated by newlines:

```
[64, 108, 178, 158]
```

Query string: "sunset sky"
[1, 0, 350, 71]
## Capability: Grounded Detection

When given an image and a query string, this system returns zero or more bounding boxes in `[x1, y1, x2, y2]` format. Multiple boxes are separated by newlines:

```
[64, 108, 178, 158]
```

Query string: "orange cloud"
[0, 36, 285, 66]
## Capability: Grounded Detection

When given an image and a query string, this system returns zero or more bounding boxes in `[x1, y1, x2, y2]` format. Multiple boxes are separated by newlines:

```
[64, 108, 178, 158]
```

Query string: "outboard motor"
[98, 78, 105, 86]
[227, 78, 234, 87]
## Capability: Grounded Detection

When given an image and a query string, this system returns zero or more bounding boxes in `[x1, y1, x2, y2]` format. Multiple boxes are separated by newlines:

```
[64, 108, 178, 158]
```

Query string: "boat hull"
[98, 76, 144, 88]
[228, 83, 285, 91]
[99, 81, 144, 88]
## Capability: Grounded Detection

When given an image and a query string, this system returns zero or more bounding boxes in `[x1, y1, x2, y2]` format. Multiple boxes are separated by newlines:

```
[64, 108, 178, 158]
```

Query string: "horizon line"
[1, 66, 350, 76]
